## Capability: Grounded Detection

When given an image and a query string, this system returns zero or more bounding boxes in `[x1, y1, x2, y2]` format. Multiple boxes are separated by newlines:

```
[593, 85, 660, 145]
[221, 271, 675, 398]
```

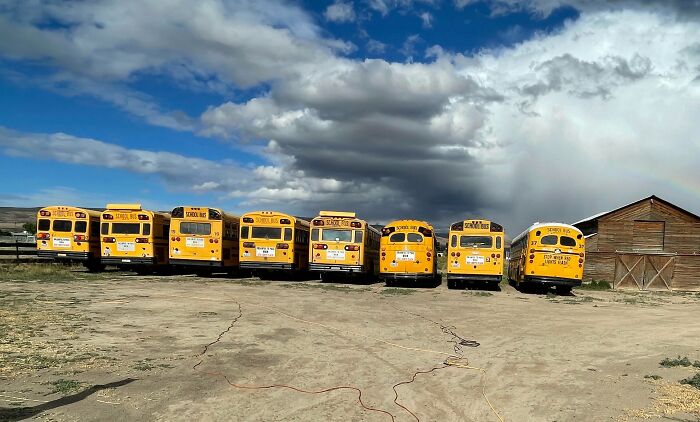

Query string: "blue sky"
[0, 0, 699, 233]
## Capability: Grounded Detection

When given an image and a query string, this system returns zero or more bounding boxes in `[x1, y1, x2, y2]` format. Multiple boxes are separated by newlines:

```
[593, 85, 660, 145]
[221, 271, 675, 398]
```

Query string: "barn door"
[614, 254, 645, 289]
[643, 255, 675, 291]
[614, 253, 675, 290]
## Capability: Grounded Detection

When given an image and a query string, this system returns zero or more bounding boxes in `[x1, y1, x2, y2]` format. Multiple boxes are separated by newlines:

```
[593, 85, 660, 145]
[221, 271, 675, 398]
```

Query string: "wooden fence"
[0, 239, 43, 262]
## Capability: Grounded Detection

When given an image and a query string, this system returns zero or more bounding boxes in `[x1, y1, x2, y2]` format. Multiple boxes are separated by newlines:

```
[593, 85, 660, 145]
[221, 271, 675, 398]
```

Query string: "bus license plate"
[326, 250, 345, 260]
[256, 247, 275, 257]
[396, 251, 415, 261]
[186, 237, 204, 248]
[52, 237, 71, 248]
[117, 242, 135, 252]
[466, 256, 485, 265]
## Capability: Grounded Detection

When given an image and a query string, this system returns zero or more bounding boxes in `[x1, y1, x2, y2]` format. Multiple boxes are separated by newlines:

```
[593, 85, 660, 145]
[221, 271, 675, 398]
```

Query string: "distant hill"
[0, 207, 41, 231]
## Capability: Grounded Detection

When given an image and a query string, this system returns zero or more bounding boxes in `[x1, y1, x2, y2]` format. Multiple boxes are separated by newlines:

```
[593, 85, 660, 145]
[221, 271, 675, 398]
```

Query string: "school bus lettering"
[185, 211, 207, 218]
[464, 221, 490, 230]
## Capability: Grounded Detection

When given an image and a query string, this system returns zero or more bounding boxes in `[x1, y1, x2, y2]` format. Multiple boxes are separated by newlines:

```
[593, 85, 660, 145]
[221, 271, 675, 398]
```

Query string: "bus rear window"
[180, 222, 211, 235]
[241, 226, 249, 239]
[560, 236, 577, 247]
[52, 220, 72, 232]
[252, 227, 281, 239]
[407, 233, 423, 243]
[540, 235, 558, 245]
[284, 228, 292, 241]
[354, 230, 363, 244]
[111, 223, 141, 234]
[38, 219, 50, 231]
[389, 233, 405, 242]
[322, 229, 352, 242]
[460, 236, 492, 248]
[75, 221, 87, 233]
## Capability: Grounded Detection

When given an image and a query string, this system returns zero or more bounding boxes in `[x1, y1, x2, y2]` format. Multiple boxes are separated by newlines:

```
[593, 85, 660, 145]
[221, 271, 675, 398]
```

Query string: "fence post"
[15, 238, 20, 261]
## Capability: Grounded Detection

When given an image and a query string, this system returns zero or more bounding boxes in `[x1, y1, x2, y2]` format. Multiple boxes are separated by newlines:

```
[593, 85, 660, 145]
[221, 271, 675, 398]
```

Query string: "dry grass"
[621, 380, 700, 420]
[0, 263, 105, 282]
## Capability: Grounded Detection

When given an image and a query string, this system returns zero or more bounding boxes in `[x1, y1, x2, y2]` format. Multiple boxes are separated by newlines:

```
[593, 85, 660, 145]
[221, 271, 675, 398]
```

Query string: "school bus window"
[252, 227, 281, 239]
[354, 230, 363, 244]
[389, 232, 405, 242]
[53, 220, 72, 232]
[407, 233, 423, 243]
[143, 223, 151, 236]
[112, 223, 140, 234]
[180, 222, 211, 235]
[90, 221, 100, 235]
[241, 226, 249, 239]
[38, 219, 50, 231]
[541, 235, 557, 245]
[75, 221, 87, 233]
[460, 235, 492, 248]
[451, 235, 457, 248]
[311, 228, 319, 241]
[322, 229, 352, 242]
[284, 228, 293, 241]
[560, 236, 577, 247]
[496, 236, 502, 249]
[101, 223, 109, 235]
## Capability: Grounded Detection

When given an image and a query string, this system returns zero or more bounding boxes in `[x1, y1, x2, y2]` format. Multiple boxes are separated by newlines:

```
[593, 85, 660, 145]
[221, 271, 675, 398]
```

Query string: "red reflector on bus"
[243, 242, 255, 248]
[496, 254, 500, 258]
[344, 245, 359, 251]
[40, 210, 51, 216]
[426, 252, 431, 257]
[381, 252, 386, 256]
[529, 254, 535, 259]
[135, 238, 148, 243]
[277, 243, 289, 249]
[491, 253, 495, 258]
[176, 237, 181, 241]
[450, 252, 455, 257]
[456, 252, 461, 257]
[171, 237, 175, 241]
[579, 258, 584, 263]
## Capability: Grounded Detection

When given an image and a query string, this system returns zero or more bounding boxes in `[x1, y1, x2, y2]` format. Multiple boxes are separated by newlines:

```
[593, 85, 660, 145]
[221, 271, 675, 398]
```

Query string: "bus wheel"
[555, 285, 572, 296]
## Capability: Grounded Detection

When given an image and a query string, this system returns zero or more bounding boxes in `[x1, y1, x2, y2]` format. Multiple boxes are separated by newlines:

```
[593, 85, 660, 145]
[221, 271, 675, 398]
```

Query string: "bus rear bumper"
[524, 276, 581, 287]
[240, 262, 295, 270]
[101, 257, 158, 265]
[447, 274, 502, 283]
[169, 259, 224, 267]
[380, 273, 435, 282]
[309, 263, 364, 272]
[37, 250, 91, 261]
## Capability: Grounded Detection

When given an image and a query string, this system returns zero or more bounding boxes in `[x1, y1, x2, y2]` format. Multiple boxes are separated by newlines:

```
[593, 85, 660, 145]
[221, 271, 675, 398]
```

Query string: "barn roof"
[572, 195, 700, 226]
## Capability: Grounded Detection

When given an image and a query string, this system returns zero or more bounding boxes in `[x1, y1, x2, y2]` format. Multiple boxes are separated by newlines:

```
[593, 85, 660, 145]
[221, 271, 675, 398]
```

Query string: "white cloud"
[325, 1, 356, 23]
[419, 11, 433, 28]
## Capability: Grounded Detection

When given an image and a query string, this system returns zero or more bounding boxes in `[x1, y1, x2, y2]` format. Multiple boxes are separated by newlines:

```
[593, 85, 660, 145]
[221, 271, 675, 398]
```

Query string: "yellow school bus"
[36, 206, 104, 271]
[239, 211, 310, 274]
[100, 204, 170, 270]
[169, 206, 239, 271]
[379, 219, 438, 286]
[309, 211, 380, 279]
[509, 222, 585, 294]
[446, 220, 505, 289]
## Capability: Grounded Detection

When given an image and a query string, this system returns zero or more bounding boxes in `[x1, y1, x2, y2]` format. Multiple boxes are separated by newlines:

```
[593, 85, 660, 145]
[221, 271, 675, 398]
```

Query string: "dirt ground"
[2, 267, 700, 422]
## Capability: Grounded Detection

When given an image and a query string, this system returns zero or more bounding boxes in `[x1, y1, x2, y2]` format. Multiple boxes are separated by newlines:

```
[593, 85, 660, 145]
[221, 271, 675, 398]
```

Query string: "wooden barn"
[573, 195, 700, 291]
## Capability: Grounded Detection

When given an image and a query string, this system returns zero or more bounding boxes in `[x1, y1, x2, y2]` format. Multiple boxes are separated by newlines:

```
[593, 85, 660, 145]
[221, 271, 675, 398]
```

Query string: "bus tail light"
[456, 252, 461, 257]
[579, 252, 585, 257]
[529, 254, 535, 259]
[277, 243, 289, 249]
[491, 253, 496, 258]
[74, 234, 87, 242]
[243, 242, 255, 248]
[176, 237, 181, 241]
[138, 214, 149, 220]
[381, 252, 386, 256]
[103, 214, 113, 220]
[135, 238, 148, 243]
[350, 221, 361, 228]
[75, 212, 86, 218]
[345, 245, 359, 251]
[39, 210, 51, 216]
[214, 239, 219, 243]
[171, 236, 176, 241]
[103, 237, 115, 243]
[37, 233, 50, 240]
[242, 217, 254, 223]
[313, 220, 324, 226]
[426, 252, 431, 257]
[450, 252, 455, 257]
[579, 258, 584, 263]
[313, 243, 328, 250]
[496, 254, 501, 258]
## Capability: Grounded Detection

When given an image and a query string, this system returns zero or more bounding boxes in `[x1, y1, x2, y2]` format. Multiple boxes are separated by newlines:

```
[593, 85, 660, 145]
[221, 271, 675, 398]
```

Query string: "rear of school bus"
[239, 211, 309, 271]
[169, 206, 239, 269]
[36, 206, 103, 270]
[379, 220, 437, 285]
[309, 211, 378, 276]
[515, 223, 585, 293]
[446, 220, 505, 289]
[100, 204, 169, 267]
